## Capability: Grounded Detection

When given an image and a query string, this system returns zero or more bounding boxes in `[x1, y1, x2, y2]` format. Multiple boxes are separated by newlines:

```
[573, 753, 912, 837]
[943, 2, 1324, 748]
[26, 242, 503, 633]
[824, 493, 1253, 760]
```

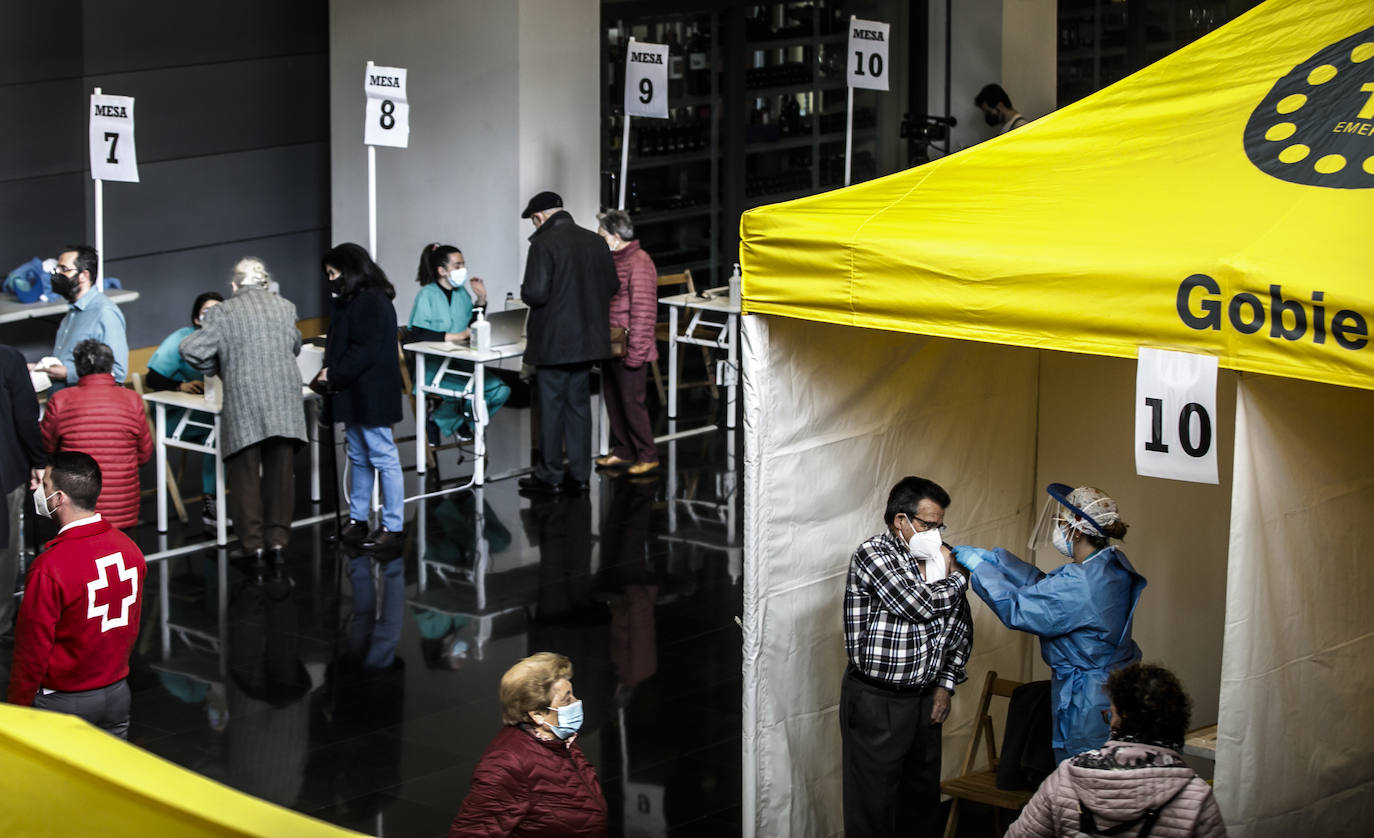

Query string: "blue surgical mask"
[543, 699, 584, 740]
[1052, 525, 1074, 558]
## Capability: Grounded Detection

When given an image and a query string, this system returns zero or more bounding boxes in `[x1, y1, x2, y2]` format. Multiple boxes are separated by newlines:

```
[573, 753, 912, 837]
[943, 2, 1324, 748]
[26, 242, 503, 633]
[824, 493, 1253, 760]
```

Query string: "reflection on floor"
[4, 393, 1012, 837]
[15, 399, 744, 837]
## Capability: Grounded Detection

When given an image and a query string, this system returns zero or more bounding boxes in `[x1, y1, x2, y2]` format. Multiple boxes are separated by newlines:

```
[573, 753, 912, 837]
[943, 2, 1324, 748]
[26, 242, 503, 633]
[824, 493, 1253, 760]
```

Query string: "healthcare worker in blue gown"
[954, 484, 1146, 762]
[407, 243, 510, 441]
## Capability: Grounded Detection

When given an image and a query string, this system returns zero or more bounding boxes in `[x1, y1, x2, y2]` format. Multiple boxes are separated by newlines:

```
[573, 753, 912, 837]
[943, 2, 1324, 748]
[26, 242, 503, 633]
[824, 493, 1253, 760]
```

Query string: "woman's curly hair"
[1107, 662, 1192, 749]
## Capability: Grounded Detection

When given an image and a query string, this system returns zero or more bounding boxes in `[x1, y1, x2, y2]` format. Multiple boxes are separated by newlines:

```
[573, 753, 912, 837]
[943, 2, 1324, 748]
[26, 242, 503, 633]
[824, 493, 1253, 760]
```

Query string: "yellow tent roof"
[0, 704, 365, 836]
[740, 0, 1374, 391]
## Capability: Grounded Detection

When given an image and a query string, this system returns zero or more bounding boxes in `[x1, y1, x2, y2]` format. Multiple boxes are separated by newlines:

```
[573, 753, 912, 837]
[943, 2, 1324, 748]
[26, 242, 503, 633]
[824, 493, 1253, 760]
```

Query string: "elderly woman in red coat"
[39, 339, 152, 530]
[593, 210, 660, 476]
[449, 652, 608, 838]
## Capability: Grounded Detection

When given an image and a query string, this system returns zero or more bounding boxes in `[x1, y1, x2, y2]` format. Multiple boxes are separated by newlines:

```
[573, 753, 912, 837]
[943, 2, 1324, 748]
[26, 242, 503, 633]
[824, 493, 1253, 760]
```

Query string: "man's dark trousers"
[34, 678, 131, 739]
[840, 666, 945, 837]
[534, 362, 593, 485]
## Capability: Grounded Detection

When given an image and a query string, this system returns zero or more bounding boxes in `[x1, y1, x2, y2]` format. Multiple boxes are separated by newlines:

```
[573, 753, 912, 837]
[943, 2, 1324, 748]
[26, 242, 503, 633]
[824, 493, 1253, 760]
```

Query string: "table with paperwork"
[142, 387, 322, 547]
[659, 291, 740, 433]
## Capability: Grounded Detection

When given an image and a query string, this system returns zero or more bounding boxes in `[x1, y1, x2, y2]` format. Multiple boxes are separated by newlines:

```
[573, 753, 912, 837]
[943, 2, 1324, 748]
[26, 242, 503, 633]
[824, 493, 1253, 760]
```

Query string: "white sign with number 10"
[624, 41, 669, 119]
[89, 94, 139, 183]
[365, 64, 409, 148]
[848, 18, 890, 91]
[1134, 347, 1219, 484]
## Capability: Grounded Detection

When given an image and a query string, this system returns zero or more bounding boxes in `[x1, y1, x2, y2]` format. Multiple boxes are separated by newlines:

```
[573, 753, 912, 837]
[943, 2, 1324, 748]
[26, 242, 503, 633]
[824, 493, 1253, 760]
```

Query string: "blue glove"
[953, 546, 994, 571]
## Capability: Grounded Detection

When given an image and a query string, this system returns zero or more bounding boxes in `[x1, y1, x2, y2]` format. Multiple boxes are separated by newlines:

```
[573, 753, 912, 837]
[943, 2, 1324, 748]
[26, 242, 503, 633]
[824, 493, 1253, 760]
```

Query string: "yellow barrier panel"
[741, 0, 1374, 391]
[0, 704, 367, 837]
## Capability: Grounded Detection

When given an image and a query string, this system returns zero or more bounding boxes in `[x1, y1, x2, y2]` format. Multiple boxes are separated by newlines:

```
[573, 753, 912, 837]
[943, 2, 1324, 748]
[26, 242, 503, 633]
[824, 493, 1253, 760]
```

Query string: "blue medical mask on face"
[543, 700, 584, 740]
[1052, 525, 1074, 558]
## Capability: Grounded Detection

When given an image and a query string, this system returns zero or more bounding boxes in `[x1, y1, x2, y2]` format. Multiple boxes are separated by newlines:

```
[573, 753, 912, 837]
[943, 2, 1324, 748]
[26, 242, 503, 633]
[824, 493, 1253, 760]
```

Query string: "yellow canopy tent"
[0, 704, 366, 836]
[737, 1, 1374, 835]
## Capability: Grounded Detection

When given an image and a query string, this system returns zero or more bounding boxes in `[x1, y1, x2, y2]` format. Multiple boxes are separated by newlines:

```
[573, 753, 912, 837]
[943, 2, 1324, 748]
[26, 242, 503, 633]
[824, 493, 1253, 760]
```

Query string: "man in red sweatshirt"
[8, 451, 145, 738]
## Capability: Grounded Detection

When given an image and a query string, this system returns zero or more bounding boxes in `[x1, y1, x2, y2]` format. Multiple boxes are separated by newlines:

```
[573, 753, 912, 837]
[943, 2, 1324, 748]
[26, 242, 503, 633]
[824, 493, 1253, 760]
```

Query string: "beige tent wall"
[1031, 353, 1236, 728]
[742, 316, 1040, 837]
[1217, 376, 1374, 835]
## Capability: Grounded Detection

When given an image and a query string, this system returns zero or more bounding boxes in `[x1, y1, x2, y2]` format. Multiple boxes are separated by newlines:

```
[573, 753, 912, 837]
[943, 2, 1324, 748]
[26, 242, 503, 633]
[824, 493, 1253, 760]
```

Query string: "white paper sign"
[1135, 348, 1219, 484]
[89, 94, 139, 182]
[622, 781, 666, 836]
[364, 64, 409, 148]
[847, 18, 891, 91]
[624, 41, 669, 119]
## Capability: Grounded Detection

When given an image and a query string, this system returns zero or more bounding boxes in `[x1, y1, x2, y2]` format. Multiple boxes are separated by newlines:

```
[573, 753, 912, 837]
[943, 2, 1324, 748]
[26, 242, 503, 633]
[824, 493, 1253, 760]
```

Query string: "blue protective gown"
[407, 282, 509, 436]
[956, 545, 1146, 758]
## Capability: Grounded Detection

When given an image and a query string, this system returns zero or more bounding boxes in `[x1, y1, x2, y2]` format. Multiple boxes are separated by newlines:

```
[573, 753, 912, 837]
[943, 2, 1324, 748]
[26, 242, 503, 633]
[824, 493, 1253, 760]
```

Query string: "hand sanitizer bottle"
[728, 262, 742, 310]
[471, 308, 491, 352]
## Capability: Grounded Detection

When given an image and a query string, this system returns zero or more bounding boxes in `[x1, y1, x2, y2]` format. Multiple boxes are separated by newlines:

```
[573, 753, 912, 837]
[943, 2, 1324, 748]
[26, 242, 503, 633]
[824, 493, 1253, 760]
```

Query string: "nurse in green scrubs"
[408, 243, 510, 440]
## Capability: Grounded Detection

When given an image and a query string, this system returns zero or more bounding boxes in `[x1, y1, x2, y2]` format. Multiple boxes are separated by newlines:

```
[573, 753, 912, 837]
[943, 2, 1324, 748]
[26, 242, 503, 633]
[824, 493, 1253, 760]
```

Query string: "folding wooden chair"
[940, 670, 1034, 837]
[650, 269, 719, 404]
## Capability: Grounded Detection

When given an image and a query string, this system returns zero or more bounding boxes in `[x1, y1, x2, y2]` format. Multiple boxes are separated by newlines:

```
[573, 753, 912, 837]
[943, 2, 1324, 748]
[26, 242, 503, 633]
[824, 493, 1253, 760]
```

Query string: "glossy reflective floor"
[3, 392, 743, 837]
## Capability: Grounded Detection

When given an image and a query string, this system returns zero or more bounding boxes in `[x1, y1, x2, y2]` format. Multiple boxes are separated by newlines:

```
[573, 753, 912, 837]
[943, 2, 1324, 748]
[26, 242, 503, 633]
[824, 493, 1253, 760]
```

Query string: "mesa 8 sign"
[364, 63, 410, 148]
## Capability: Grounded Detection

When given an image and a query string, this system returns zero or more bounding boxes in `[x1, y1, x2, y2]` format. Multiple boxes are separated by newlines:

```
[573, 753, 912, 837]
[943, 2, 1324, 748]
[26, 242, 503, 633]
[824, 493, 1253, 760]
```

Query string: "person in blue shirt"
[954, 484, 1146, 762]
[407, 243, 510, 442]
[31, 245, 128, 390]
[145, 292, 223, 526]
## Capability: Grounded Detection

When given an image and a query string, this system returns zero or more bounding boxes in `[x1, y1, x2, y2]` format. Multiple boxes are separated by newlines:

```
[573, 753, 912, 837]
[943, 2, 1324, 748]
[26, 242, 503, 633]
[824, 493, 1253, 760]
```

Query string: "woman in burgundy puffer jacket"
[39, 339, 151, 530]
[1007, 663, 1225, 838]
[593, 210, 660, 477]
[450, 652, 607, 838]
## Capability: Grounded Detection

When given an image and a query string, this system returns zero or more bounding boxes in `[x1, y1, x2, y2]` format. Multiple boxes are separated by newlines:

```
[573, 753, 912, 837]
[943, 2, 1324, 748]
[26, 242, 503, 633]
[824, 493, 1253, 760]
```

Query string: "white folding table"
[142, 387, 321, 546]
[660, 291, 740, 435]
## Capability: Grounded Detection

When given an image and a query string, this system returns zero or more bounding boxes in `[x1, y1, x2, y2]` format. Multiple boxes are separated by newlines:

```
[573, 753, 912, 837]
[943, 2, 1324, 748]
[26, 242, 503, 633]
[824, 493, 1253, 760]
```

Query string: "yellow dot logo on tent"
[1245, 27, 1374, 190]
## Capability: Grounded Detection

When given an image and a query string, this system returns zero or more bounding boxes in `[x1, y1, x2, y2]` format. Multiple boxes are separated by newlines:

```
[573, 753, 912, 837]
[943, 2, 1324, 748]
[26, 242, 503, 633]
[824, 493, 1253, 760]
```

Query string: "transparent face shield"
[1027, 482, 1109, 552]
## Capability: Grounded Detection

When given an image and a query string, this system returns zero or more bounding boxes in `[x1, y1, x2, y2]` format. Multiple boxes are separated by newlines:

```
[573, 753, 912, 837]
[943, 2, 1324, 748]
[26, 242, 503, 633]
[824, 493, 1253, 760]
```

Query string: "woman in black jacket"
[318, 243, 404, 550]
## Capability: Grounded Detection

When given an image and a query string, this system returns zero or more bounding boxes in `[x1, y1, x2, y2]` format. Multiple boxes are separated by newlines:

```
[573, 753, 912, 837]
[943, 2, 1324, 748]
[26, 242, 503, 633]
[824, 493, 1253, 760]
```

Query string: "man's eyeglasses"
[52, 264, 77, 275]
[1101, 708, 1116, 726]
[907, 514, 946, 533]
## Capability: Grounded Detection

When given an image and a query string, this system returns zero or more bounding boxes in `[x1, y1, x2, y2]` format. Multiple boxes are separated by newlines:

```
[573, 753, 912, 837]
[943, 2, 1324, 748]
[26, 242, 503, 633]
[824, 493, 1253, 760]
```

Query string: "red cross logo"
[87, 552, 139, 633]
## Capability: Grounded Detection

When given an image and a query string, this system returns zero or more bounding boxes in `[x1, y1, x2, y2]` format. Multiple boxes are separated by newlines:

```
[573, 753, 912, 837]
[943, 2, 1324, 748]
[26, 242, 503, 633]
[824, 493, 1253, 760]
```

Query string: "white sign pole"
[845, 17, 891, 188]
[1134, 347, 1220, 484]
[844, 76, 854, 187]
[366, 61, 378, 259]
[619, 38, 635, 211]
[94, 86, 104, 290]
[362, 60, 410, 261]
[88, 88, 140, 291]
[622, 39, 669, 210]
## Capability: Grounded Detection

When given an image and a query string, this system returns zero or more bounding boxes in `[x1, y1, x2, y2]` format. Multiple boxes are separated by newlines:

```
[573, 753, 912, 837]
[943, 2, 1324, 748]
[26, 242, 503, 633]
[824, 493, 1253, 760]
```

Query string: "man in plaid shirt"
[841, 476, 973, 837]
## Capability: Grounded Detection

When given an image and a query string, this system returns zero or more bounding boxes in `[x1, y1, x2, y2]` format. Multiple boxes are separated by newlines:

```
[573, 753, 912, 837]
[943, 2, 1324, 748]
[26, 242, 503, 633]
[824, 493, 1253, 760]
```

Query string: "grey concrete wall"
[329, 0, 600, 324]
[0, 1, 332, 357]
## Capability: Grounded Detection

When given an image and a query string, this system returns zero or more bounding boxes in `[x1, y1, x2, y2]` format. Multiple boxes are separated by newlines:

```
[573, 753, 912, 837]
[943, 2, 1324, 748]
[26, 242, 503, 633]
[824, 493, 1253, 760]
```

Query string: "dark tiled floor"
[5, 394, 744, 837]
[6, 392, 1014, 836]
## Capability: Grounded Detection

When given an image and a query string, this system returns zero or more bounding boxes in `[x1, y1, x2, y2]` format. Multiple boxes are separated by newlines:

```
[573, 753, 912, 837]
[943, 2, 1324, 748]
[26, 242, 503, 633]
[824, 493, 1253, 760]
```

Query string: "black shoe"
[455, 422, 474, 443]
[560, 478, 590, 495]
[361, 529, 404, 551]
[268, 545, 287, 567]
[332, 520, 369, 544]
[518, 476, 561, 495]
[426, 417, 442, 443]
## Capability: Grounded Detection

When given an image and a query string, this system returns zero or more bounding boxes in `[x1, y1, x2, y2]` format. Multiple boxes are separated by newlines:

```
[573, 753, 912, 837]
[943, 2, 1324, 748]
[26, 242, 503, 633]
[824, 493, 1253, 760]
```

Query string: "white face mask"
[904, 518, 944, 561]
[1052, 525, 1075, 558]
[33, 487, 58, 518]
[445, 266, 468, 287]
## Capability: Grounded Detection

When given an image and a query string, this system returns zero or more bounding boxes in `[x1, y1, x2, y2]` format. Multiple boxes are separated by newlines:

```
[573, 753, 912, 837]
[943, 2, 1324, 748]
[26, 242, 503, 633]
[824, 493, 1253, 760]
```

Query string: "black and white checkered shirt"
[844, 531, 973, 692]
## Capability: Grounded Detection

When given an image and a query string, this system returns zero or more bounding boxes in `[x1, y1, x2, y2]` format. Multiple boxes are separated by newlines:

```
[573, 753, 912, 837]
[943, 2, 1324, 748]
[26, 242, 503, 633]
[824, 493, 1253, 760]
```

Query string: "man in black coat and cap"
[0, 344, 47, 635]
[517, 191, 620, 495]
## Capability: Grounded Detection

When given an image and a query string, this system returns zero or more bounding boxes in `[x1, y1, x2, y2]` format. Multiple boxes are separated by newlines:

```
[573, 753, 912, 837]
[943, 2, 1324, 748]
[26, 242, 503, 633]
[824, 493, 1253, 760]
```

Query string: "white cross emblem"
[87, 552, 139, 633]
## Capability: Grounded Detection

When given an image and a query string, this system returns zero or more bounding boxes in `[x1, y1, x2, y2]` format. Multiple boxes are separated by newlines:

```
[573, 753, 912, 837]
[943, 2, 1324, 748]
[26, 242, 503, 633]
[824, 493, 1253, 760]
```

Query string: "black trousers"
[34, 678, 131, 739]
[534, 363, 593, 484]
[840, 667, 944, 838]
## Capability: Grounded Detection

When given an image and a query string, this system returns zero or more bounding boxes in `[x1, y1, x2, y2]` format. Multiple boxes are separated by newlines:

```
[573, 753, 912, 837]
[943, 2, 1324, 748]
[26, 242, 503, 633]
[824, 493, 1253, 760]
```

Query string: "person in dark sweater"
[516, 192, 619, 496]
[0, 344, 46, 635]
[318, 244, 404, 552]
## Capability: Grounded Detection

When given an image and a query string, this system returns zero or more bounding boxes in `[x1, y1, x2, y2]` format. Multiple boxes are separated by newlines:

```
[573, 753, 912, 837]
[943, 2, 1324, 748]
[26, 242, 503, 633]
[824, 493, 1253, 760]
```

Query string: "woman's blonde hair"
[232, 256, 271, 288]
[498, 652, 572, 725]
